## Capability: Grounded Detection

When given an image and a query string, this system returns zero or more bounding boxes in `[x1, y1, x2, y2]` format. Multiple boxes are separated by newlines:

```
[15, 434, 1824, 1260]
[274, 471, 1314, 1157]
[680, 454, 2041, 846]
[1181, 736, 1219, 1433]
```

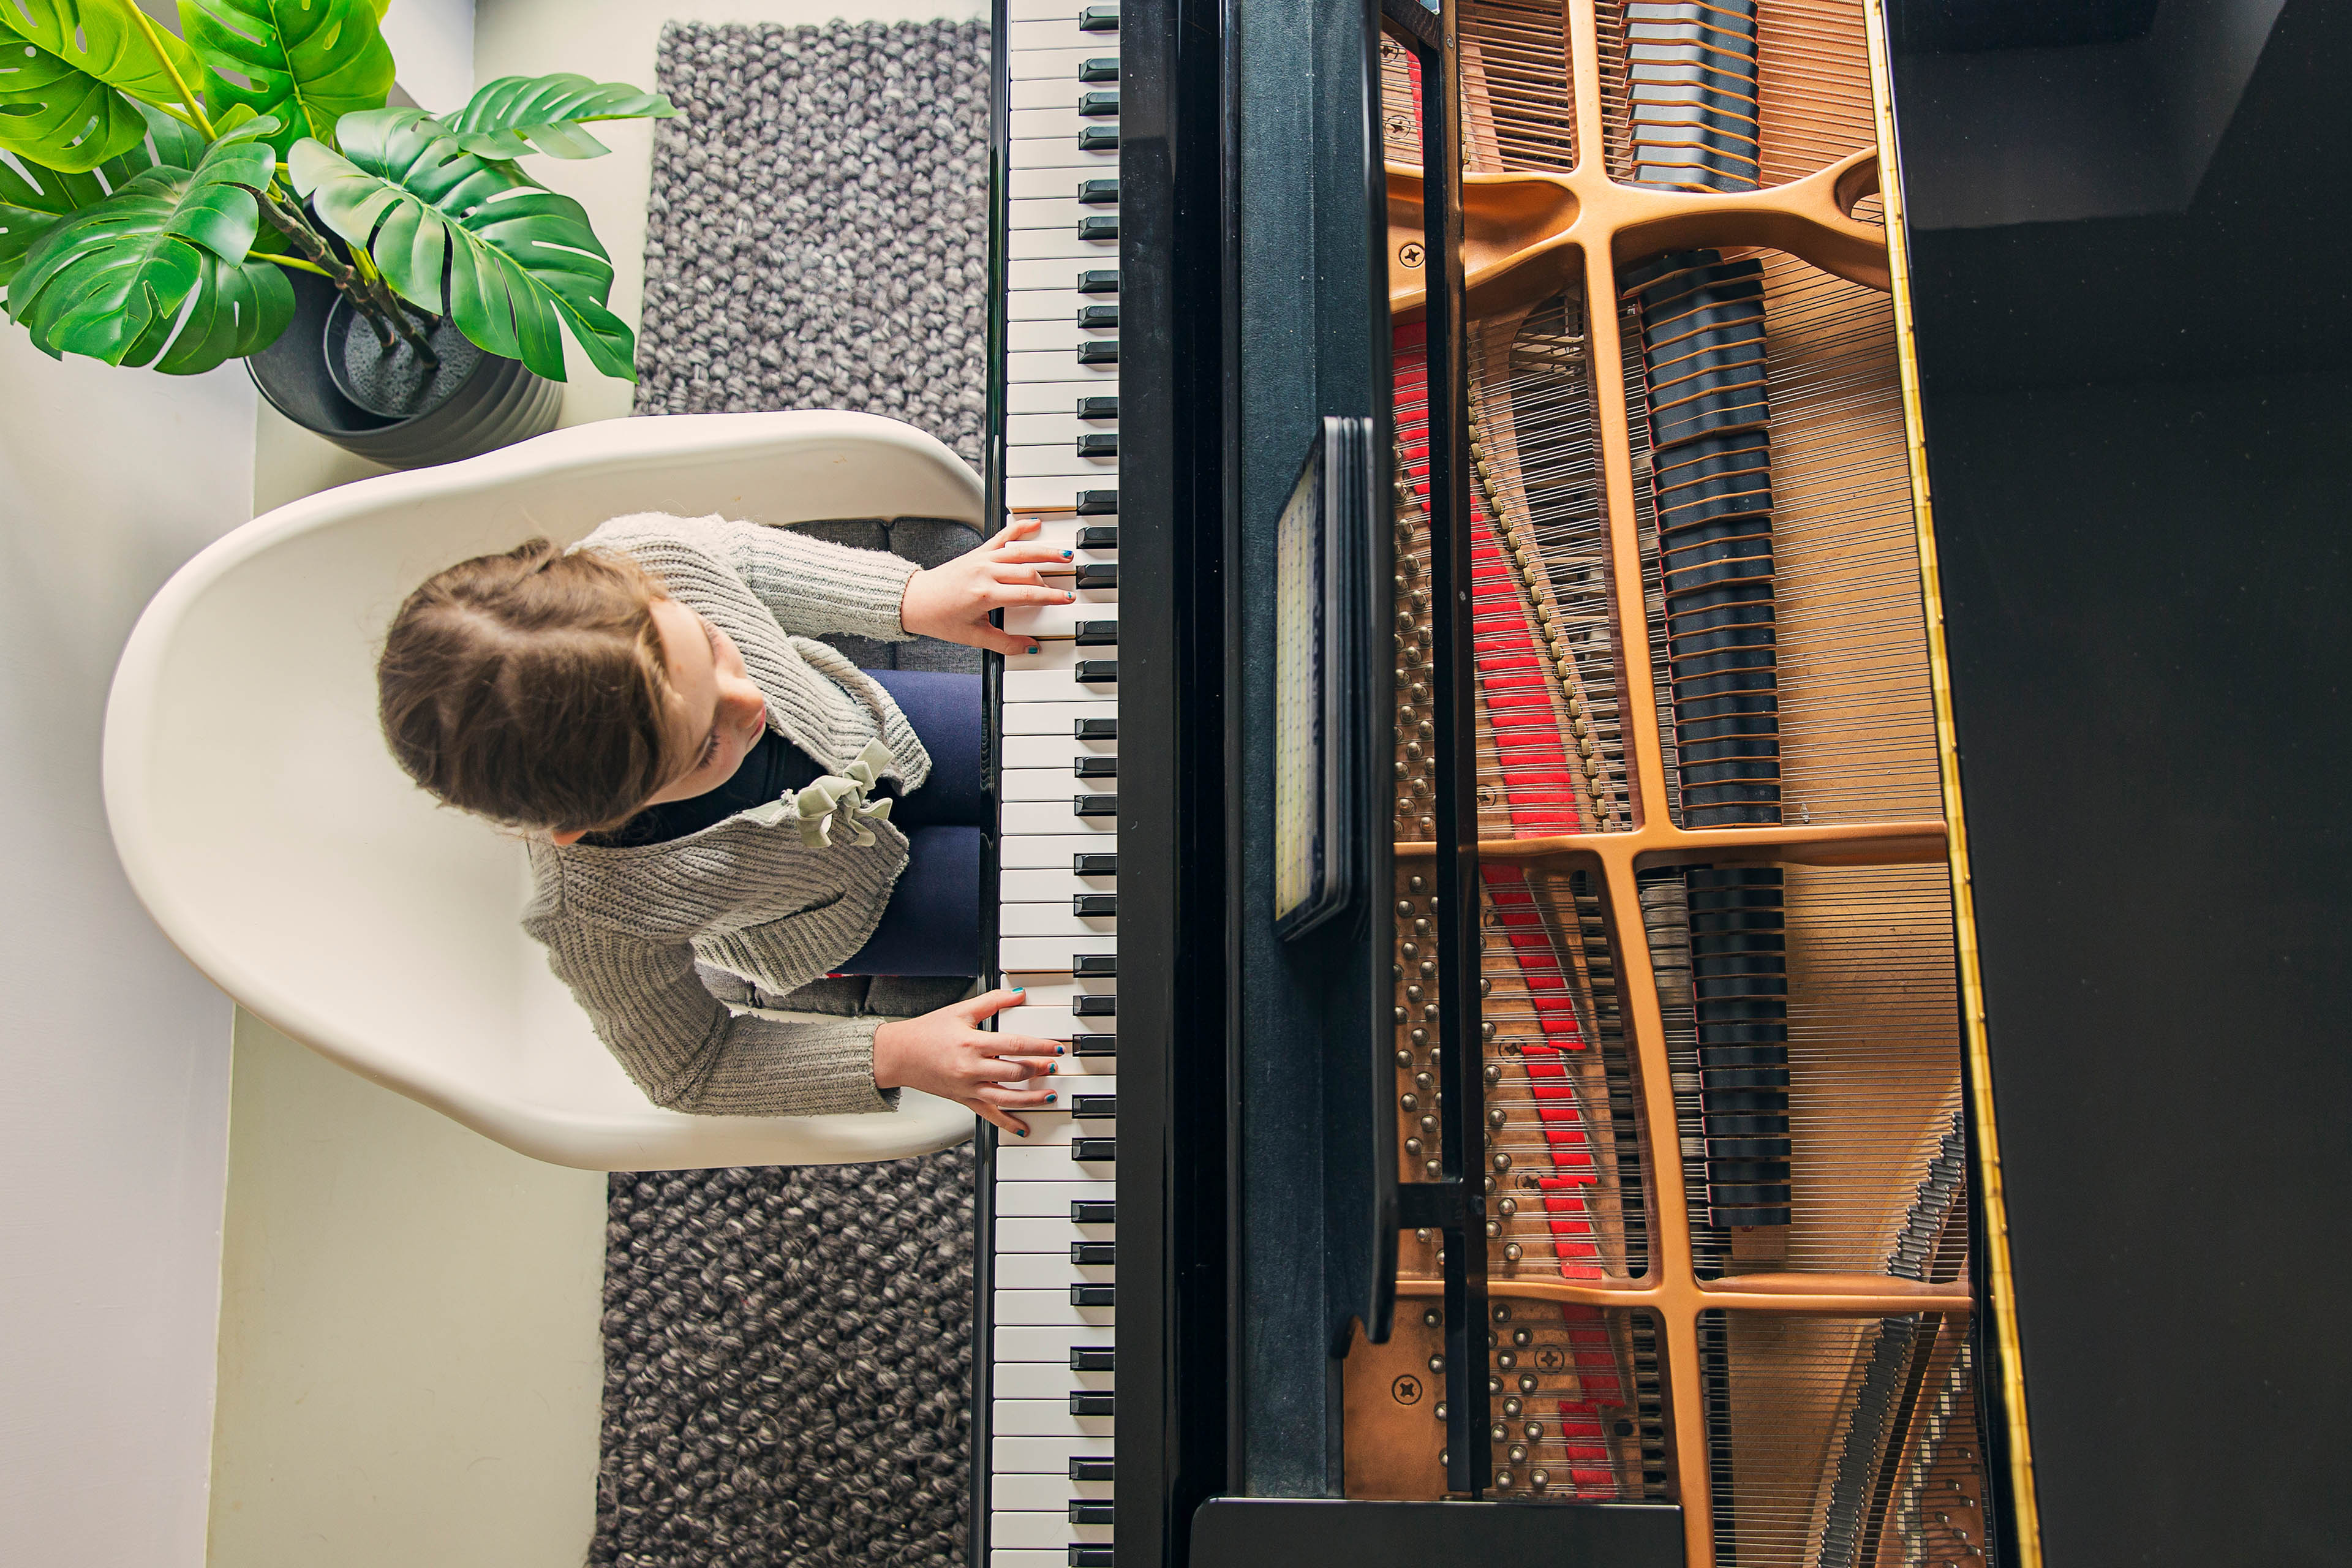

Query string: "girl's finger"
[980, 626, 1042, 657]
[978, 1057, 1046, 1084]
[990, 543, 1076, 565]
[969, 987, 1028, 1016]
[976, 1082, 1058, 1109]
[970, 1099, 1031, 1138]
[984, 1036, 1067, 1060]
[987, 563, 1050, 588]
[982, 583, 1080, 608]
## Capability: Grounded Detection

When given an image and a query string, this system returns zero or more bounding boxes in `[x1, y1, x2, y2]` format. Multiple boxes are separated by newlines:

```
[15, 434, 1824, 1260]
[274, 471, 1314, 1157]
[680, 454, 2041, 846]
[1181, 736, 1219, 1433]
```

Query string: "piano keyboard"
[985, 1, 1122, 1562]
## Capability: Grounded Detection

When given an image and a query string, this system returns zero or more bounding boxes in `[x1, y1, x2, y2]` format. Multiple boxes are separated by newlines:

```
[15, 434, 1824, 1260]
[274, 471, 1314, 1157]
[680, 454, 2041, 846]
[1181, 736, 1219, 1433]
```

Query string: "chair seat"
[104, 411, 982, 1170]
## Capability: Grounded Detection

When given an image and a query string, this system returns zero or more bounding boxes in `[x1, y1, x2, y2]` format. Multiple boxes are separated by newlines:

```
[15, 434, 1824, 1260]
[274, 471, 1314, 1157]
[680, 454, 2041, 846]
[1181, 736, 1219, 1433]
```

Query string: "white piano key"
[995, 1365, 1115, 1401]
[1004, 519, 1117, 552]
[1004, 675, 1120, 711]
[1008, 474, 1119, 510]
[1001, 801, 1118, 837]
[1001, 977, 1117, 1011]
[989, 1177, 1117, 1216]
[1010, 106, 1106, 142]
[992, 1436, 1114, 1476]
[993, 1287, 1115, 1327]
[1011, 77, 1104, 111]
[993, 1551, 1081, 1568]
[1008, 45, 1114, 83]
[1003, 865, 1117, 899]
[1009, 165, 1117, 202]
[998, 1142, 1117, 1181]
[1003, 769, 1117, 804]
[1001, 702, 1117, 736]
[1002, 938, 1116, 975]
[1009, 195, 1102, 232]
[1001, 1112, 1112, 1149]
[1006, 20, 1118, 55]
[994, 1324, 1115, 1362]
[1001, 735, 1116, 771]
[989, 1008, 1104, 1042]
[1008, 641, 1118, 674]
[996, 1253, 1114, 1289]
[1011, 291, 1109, 325]
[1004, 135, 1120, 175]
[993, 1474, 1112, 1510]
[998, 1213, 1116, 1251]
[1007, 314, 1118, 355]
[1009, 257, 1118, 293]
[1008, 412, 1114, 446]
[992, 1512, 1112, 1549]
[994, 1399, 1115, 1438]
[1006, 0, 1108, 22]
[1011, 225, 1123, 262]
[1006, 378, 1118, 413]
[1000, 894, 1116, 934]
[1008, 349, 1118, 385]
[996, 832, 1118, 868]
[1001, 603, 1118, 641]
[1007, 445, 1120, 480]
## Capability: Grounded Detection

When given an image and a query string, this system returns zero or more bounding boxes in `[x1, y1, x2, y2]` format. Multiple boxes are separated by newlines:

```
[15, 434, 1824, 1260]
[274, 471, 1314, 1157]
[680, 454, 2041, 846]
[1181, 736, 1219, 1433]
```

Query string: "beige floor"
[208, 2, 982, 1564]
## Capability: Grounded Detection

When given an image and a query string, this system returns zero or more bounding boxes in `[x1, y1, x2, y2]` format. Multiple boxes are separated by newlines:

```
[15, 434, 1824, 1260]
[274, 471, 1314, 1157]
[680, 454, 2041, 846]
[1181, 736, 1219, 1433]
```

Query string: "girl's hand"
[872, 987, 1064, 1137]
[899, 518, 1077, 655]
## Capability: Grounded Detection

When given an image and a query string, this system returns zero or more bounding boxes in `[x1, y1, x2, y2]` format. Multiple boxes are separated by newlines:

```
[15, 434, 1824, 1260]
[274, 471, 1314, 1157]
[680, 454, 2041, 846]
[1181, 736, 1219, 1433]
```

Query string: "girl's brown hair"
[377, 537, 686, 834]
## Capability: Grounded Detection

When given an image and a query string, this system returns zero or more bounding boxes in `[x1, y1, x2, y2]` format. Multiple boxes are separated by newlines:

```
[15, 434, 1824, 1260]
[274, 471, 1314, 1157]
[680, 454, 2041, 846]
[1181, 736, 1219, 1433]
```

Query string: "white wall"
[0, 340, 254, 1564]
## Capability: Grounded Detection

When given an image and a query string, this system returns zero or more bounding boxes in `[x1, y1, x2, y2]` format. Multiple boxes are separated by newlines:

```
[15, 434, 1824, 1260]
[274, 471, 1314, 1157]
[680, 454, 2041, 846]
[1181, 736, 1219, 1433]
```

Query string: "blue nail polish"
[1055, 1045, 1066, 1055]
[1046, 1093, 1057, 1102]
[1028, 645, 1041, 655]
[1012, 985, 1026, 993]
[1062, 549, 1073, 559]
[1015, 1126, 1030, 1137]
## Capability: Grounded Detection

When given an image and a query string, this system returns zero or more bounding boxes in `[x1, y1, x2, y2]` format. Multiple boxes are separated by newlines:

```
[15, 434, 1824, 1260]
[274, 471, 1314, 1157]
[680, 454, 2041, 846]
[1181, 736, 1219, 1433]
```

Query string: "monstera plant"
[0, 0, 671, 446]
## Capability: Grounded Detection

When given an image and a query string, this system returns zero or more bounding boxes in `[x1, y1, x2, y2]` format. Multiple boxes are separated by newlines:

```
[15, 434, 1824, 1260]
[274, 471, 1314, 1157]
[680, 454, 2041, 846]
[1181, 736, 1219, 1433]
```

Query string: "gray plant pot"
[246, 266, 562, 470]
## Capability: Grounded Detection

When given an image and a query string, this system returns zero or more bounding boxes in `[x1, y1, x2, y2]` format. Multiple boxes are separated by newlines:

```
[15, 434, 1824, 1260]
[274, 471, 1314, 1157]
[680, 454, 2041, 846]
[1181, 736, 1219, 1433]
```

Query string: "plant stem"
[255, 195, 396, 353]
[257, 253, 333, 277]
[127, 10, 217, 141]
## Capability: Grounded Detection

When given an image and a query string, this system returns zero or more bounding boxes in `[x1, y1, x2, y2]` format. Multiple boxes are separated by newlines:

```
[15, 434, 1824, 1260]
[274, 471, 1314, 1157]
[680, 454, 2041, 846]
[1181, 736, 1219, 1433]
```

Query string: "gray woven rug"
[595, 21, 990, 1567]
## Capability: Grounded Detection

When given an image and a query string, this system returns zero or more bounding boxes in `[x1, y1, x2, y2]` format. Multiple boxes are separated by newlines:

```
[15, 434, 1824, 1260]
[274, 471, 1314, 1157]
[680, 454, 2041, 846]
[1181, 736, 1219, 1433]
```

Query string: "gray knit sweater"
[521, 512, 928, 1117]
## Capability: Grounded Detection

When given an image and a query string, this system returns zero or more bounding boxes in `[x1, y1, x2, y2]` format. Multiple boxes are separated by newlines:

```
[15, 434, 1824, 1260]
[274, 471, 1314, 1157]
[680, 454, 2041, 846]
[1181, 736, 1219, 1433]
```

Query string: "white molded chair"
[104, 411, 981, 1170]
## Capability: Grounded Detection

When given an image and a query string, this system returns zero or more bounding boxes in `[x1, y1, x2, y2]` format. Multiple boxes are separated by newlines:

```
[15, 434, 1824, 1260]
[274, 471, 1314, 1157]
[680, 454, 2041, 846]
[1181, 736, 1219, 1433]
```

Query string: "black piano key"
[1070, 1344, 1116, 1371]
[1071, 1137, 1117, 1163]
[1071, 1242, 1117, 1265]
[1076, 563, 1118, 589]
[1077, 124, 1118, 151]
[1069, 1501, 1116, 1525]
[1078, 57, 1118, 83]
[1076, 396, 1120, 420]
[1071, 1199, 1117, 1224]
[1071, 1035, 1118, 1057]
[1076, 524, 1119, 548]
[1077, 432, 1119, 458]
[1074, 794, 1118, 816]
[1073, 718, 1118, 741]
[1079, 89, 1120, 116]
[1077, 269, 1120, 294]
[1069, 1281, 1116, 1305]
[1076, 339, 1119, 364]
[1072, 1094, 1117, 1119]
[1077, 214, 1118, 241]
[1073, 893, 1118, 917]
[1074, 622, 1120, 647]
[1073, 756, 1117, 777]
[1076, 490, 1118, 515]
[1073, 850, 1118, 873]
[1077, 4, 1118, 30]
[1075, 660, 1118, 684]
[1077, 176, 1120, 203]
[1069, 1390, 1116, 1415]
[1071, 1547, 1115, 1568]
[1074, 954, 1117, 978]
[1074, 994, 1117, 1018]
[1078, 303, 1120, 329]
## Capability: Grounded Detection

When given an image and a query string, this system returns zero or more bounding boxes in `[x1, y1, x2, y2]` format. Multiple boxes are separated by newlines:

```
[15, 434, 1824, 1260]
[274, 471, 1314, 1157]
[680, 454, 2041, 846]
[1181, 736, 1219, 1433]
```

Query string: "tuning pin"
[1493, 1470, 1513, 1491]
[1502, 1243, 1523, 1263]
[1396, 1050, 1413, 1069]
[1519, 1373, 1538, 1393]
[1485, 1219, 1500, 1238]
[1490, 1422, 1507, 1443]
[1507, 1444, 1528, 1465]
[1496, 1351, 1517, 1370]
[1512, 1327, 1531, 1348]
[1497, 1197, 1517, 1219]
[1423, 1307, 1441, 1328]
[1491, 1303, 1512, 1322]
[1427, 1354, 1444, 1374]
[1424, 1159, 1441, 1178]
[1415, 1227, 1431, 1245]
[1529, 1469, 1550, 1490]
[1408, 875, 1426, 894]
[1488, 1107, 1507, 1129]
[1487, 1375, 1502, 1395]
[1404, 1137, 1423, 1158]
[1523, 1421, 1543, 1442]
[1502, 1397, 1523, 1419]
[1493, 1152, 1512, 1173]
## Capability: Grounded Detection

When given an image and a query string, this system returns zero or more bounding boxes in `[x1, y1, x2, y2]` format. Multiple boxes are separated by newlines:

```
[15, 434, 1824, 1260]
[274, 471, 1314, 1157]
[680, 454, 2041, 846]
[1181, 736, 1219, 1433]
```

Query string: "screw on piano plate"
[1400, 241, 1425, 269]
[1424, 1307, 1441, 1327]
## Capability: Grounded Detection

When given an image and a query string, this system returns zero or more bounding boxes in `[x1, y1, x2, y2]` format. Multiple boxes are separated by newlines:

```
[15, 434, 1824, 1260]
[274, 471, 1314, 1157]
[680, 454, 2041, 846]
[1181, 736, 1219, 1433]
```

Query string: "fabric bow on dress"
[742, 737, 900, 848]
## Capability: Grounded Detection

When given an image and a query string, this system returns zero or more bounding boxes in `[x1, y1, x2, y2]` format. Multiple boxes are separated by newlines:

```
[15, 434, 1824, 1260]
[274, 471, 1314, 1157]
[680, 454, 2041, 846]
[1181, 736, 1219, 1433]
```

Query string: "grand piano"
[973, 1, 2351, 1565]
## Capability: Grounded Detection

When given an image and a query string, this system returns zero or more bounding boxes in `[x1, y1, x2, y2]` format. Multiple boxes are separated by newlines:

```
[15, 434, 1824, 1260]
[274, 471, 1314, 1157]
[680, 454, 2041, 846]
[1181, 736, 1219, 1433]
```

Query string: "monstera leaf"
[1, 100, 217, 286]
[290, 108, 636, 383]
[0, 0, 207, 171]
[178, 0, 393, 153]
[6, 115, 288, 371]
[440, 73, 676, 160]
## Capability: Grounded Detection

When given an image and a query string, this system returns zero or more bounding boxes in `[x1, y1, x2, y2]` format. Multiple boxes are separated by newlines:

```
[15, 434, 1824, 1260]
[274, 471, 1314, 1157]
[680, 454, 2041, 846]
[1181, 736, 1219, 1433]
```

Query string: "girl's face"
[547, 597, 767, 844]
[642, 597, 770, 805]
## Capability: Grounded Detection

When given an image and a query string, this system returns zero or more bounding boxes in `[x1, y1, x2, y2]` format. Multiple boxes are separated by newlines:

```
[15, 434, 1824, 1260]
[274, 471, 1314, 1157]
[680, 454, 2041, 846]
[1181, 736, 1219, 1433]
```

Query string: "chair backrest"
[104, 411, 982, 1170]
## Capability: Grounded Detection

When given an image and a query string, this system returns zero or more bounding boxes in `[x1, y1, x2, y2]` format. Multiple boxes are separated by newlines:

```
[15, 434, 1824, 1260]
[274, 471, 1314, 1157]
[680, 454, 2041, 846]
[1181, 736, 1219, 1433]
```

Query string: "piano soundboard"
[978, 2, 1125, 1564]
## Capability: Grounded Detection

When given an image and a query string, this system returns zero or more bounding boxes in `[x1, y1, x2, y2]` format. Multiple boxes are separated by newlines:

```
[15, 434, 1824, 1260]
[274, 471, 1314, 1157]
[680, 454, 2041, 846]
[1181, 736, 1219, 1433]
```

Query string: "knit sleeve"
[716, 517, 920, 643]
[527, 908, 901, 1117]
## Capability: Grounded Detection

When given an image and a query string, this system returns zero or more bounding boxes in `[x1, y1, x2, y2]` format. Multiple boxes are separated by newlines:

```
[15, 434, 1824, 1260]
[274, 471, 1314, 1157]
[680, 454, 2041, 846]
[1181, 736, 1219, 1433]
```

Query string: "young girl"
[376, 510, 1072, 1137]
